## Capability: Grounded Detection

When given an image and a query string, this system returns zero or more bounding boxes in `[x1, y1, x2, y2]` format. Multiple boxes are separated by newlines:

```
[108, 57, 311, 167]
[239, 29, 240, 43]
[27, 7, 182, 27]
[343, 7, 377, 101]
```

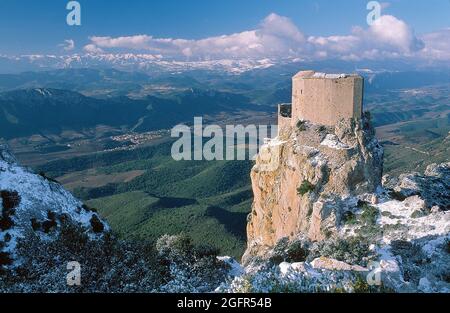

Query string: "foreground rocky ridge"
[0, 145, 107, 268]
[0, 146, 229, 292]
[0, 144, 448, 293]
[218, 162, 449, 293]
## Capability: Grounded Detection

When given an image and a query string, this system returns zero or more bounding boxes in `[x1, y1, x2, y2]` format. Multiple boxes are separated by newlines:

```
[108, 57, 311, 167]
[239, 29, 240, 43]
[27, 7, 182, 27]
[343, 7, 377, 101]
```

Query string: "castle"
[278, 70, 364, 128]
[245, 70, 383, 262]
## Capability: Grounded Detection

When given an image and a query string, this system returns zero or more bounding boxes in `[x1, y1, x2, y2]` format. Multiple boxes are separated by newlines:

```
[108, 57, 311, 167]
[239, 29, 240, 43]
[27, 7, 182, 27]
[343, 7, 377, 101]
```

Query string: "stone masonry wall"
[291, 71, 363, 126]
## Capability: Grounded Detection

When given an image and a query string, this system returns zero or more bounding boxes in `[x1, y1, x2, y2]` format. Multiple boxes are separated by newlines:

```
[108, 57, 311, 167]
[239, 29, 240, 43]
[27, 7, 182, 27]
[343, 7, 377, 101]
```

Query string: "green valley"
[37, 141, 254, 258]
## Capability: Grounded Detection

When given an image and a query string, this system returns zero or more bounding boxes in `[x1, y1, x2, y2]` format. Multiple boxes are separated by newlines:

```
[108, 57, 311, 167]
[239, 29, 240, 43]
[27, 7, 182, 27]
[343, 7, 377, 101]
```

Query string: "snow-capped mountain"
[0, 53, 278, 75]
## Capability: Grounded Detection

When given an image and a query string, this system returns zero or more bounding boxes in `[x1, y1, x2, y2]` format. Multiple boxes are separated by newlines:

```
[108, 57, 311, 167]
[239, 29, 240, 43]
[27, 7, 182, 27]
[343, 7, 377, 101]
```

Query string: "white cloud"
[89, 35, 153, 50]
[59, 39, 75, 51]
[305, 15, 425, 61]
[367, 15, 424, 52]
[83, 44, 104, 54]
[82, 13, 447, 62]
[418, 28, 450, 61]
[84, 13, 306, 59]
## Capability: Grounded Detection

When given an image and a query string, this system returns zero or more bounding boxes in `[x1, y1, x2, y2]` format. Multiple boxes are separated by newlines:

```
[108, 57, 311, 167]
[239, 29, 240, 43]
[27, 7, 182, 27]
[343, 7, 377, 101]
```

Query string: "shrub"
[270, 238, 289, 264]
[296, 120, 307, 131]
[342, 211, 357, 225]
[47, 210, 56, 221]
[286, 240, 309, 262]
[308, 236, 373, 266]
[0, 251, 12, 266]
[388, 190, 407, 201]
[156, 233, 194, 263]
[317, 126, 327, 133]
[30, 218, 41, 231]
[360, 204, 379, 225]
[0, 216, 14, 231]
[324, 230, 333, 239]
[390, 239, 428, 283]
[410, 210, 426, 219]
[442, 272, 450, 283]
[90, 214, 104, 233]
[270, 237, 310, 264]
[0, 190, 21, 211]
[0, 182, 232, 296]
[155, 233, 227, 292]
[2, 219, 228, 293]
[42, 220, 57, 233]
[297, 181, 315, 196]
[0, 191, 19, 232]
[5, 223, 163, 292]
[390, 240, 418, 257]
[352, 276, 371, 293]
[58, 221, 90, 254]
[357, 200, 369, 208]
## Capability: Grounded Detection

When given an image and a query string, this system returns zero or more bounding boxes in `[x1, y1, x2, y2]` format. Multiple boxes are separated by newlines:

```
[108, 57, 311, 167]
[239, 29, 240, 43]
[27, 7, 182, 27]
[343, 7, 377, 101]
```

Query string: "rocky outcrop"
[244, 114, 383, 263]
[1, 145, 230, 292]
[222, 177, 449, 293]
[383, 162, 450, 211]
[310, 257, 368, 272]
[0, 145, 107, 268]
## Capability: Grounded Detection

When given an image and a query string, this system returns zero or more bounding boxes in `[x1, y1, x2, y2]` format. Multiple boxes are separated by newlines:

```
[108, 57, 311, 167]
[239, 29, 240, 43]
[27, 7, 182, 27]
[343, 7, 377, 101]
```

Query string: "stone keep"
[279, 70, 364, 127]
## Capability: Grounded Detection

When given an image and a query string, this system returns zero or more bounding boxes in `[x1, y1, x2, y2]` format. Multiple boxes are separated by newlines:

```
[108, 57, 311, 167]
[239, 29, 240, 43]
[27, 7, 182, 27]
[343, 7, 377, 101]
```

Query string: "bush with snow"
[0, 227, 231, 293]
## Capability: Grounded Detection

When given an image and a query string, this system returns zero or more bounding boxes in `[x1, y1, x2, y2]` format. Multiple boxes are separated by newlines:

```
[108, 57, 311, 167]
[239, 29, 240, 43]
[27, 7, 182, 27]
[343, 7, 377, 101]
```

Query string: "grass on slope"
[382, 115, 450, 175]
[43, 141, 254, 258]
[87, 187, 252, 259]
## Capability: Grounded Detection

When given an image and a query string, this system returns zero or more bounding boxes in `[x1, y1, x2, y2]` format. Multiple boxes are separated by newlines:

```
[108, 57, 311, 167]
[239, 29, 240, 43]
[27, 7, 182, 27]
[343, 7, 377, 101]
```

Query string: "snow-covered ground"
[218, 176, 449, 293]
[0, 145, 106, 267]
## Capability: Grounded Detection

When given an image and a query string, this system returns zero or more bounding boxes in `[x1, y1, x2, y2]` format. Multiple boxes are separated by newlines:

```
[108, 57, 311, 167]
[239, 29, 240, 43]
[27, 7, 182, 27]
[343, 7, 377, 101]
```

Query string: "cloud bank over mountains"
[1, 13, 448, 74]
[80, 13, 448, 62]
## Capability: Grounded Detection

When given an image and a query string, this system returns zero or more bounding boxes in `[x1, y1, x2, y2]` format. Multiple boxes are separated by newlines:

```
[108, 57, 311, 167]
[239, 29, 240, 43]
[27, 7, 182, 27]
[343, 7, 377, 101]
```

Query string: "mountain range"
[0, 87, 262, 139]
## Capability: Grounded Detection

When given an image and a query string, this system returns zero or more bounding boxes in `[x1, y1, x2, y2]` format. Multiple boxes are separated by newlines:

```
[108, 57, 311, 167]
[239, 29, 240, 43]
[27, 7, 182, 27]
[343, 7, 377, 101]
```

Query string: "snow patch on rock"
[320, 134, 352, 150]
[0, 145, 107, 267]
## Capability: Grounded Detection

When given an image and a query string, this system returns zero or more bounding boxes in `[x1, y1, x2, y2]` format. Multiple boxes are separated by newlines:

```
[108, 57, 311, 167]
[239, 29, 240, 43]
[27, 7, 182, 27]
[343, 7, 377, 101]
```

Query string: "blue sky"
[0, 0, 448, 55]
[0, 0, 448, 66]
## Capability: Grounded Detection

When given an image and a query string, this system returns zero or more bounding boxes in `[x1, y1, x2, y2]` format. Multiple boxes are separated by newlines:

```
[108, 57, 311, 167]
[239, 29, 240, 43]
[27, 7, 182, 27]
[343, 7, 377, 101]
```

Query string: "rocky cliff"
[223, 161, 449, 293]
[244, 114, 384, 262]
[237, 111, 450, 293]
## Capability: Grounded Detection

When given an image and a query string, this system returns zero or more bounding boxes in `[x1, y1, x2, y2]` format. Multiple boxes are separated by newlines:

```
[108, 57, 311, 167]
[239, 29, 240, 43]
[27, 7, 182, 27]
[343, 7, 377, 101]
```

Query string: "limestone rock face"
[383, 162, 450, 211]
[243, 115, 383, 263]
[310, 257, 368, 272]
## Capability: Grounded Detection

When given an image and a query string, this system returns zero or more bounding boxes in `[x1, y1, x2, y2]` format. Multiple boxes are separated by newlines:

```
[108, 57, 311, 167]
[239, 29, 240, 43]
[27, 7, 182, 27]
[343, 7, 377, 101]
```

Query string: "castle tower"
[278, 70, 364, 129]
